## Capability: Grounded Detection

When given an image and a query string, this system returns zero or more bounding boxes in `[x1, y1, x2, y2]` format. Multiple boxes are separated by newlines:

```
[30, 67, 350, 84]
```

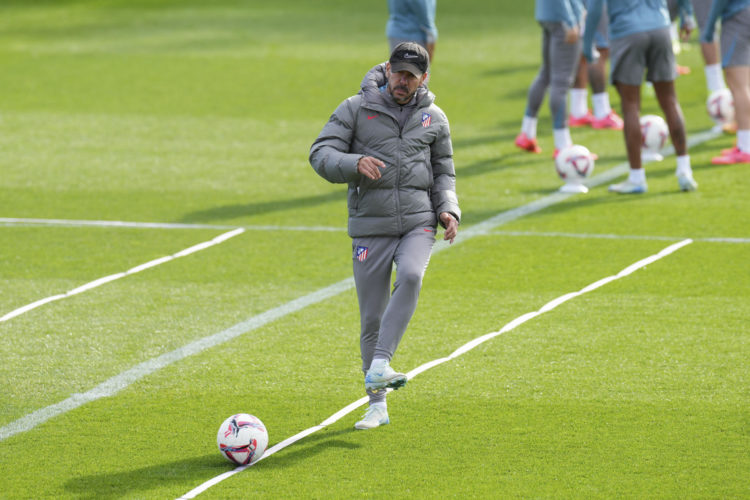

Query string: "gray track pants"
[353, 226, 436, 401]
[526, 21, 582, 129]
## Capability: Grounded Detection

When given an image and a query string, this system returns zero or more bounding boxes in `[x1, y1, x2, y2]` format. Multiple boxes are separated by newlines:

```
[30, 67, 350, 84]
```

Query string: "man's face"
[385, 62, 427, 105]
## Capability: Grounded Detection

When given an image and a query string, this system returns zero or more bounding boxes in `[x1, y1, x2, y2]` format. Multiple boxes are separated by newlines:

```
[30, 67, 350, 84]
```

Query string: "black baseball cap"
[389, 42, 429, 78]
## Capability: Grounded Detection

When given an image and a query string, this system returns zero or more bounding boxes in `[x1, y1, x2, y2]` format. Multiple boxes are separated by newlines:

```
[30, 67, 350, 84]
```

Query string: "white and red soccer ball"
[555, 144, 595, 184]
[706, 88, 735, 125]
[640, 114, 669, 153]
[217, 413, 268, 465]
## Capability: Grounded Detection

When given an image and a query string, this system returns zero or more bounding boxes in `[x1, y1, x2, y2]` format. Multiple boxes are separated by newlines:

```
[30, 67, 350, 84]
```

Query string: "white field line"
[0, 127, 721, 442]
[0, 217, 344, 232]
[0, 228, 245, 323]
[177, 238, 694, 499]
[489, 230, 750, 244]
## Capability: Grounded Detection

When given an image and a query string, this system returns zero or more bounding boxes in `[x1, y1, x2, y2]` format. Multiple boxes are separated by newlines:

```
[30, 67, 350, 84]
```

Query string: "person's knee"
[397, 269, 424, 292]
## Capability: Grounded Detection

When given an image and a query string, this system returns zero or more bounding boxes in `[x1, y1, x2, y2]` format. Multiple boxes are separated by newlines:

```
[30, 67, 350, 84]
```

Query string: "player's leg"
[725, 67, 750, 140]
[548, 21, 581, 154]
[372, 226, 436, 363]
[569, 55, 593, 126]
[609, 31, 649, 193]
[712, 8, 750, 164]
[693, 0, 727, 93]
[713, 66, 750, 163]
[352, 235, 398, 430]
[588, 2, 623, 129]
[652, 79, 697, 189]
[615, 82, 644, 172]
[517, 23, 552, 153]
[653, 80, 687, 156]
[352, 236, 396, 379]
[647, 27, 696, 190]
[590, 47, 623, 129]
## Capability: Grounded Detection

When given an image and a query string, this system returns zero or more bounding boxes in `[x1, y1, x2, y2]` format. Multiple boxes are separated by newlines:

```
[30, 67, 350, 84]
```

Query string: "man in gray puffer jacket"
[310, 42, 460, 430]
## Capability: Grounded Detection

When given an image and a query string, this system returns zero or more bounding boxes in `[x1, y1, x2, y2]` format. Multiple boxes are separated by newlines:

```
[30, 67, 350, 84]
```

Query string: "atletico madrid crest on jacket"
[421, 112, 431, 128]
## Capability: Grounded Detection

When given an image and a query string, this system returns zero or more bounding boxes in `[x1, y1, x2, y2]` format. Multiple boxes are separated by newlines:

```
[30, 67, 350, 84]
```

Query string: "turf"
[0, 0, 748, 498]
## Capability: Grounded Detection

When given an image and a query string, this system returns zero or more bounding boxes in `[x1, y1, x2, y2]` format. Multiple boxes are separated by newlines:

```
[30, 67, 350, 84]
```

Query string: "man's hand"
[357, 156, 386, 180]
[440, 212, 458, 244]
[564, 25, 580, 44]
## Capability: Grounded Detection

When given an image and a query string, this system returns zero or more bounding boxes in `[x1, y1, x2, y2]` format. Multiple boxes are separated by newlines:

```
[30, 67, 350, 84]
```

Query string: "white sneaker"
[677, 173, 698, 192]
[354, 405, 389, 430]
[609, 180, 648, 194]
[364, 360, 407, 392]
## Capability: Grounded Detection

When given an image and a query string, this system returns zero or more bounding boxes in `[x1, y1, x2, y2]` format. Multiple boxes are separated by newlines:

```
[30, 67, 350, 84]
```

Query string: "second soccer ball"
[640, 114, 669, 153]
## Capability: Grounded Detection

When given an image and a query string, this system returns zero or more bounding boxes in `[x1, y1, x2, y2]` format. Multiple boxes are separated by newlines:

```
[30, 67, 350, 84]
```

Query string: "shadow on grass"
[253, 427, 360, 470]
[460, 181, 685, 227]
[64, 428, 360, 499]
[178, 190, 345, 223]
[63, 454, 228, 500]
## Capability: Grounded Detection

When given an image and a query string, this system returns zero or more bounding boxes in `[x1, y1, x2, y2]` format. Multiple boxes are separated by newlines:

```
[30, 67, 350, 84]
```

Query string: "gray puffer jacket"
[309, 63, 460, 238]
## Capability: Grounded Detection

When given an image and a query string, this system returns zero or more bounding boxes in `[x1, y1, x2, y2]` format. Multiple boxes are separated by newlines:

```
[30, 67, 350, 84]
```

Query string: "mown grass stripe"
[0, 127, 719, 443]
[0, 228, 245, 323]
[178, 239, 693, 499]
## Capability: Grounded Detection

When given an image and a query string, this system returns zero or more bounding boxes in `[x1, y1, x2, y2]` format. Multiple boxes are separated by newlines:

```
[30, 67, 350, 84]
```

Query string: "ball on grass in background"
[556, 144, 594, 183]
[217, 413, 268, 465]
[640, 114, 669, 153]
[706, 88, 735, 125]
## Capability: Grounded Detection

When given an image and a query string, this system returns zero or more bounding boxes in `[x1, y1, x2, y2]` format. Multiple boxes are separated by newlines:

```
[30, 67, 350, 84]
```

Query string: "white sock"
[629, 168, 646, 184]
[522, 115, 538, 138]
[737, 130, 750, 153]
[370, 357, 388, 370]
[569, 88, 588, 118]
[370, 402, 387, 411]
[704, 64, 726, 93]
[675, 155, 692, 177]
[553, 128, 572, 150]
[592, 92, 612, 119]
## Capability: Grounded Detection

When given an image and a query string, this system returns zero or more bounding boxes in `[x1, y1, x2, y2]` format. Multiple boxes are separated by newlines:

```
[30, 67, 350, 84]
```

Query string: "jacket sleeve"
[700, 0, 726, 43]
[309, 96, 363, 184]
[582, 0, 604, 62]
[430, 110, 461, 225]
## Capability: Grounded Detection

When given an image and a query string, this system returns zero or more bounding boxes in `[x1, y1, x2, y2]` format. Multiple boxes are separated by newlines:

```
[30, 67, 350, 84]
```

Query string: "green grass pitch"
[0, 0, 748, 498]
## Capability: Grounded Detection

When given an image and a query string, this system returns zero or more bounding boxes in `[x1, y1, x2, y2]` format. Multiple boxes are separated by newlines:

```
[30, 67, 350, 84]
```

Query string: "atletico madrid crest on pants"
[356, 245, 368, 262]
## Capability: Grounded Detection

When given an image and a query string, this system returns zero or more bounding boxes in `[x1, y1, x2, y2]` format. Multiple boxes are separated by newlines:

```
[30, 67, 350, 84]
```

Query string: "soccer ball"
[640, 114, 669, 152]
[706, 88, 735, 125]
[217, 413, 269, 465]
[555, 144, 594, 185]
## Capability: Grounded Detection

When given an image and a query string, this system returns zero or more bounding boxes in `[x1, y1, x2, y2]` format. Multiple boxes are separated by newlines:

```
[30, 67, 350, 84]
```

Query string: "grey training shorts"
[721, 6, 750, 68]
[610, 27, 676, 85]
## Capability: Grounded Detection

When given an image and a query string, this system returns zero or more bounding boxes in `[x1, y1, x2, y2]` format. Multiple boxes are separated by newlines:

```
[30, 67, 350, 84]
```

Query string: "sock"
[737, 130, 750, 153]
[553, 128, 572, 151]
[704, 64, 726, 93]
[569, 88, 588, 118]
[675, 155, 692, 177]
[370, 357, 388, 370]
[592, 92, 612, 119]
[629, 168, 646, 184]
[522, 115, 538, 139]
[370, 402, 387, 411]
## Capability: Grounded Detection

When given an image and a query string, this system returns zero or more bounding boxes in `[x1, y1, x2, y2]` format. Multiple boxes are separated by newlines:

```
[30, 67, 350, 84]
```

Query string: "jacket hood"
[358, 62, 433, 108]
